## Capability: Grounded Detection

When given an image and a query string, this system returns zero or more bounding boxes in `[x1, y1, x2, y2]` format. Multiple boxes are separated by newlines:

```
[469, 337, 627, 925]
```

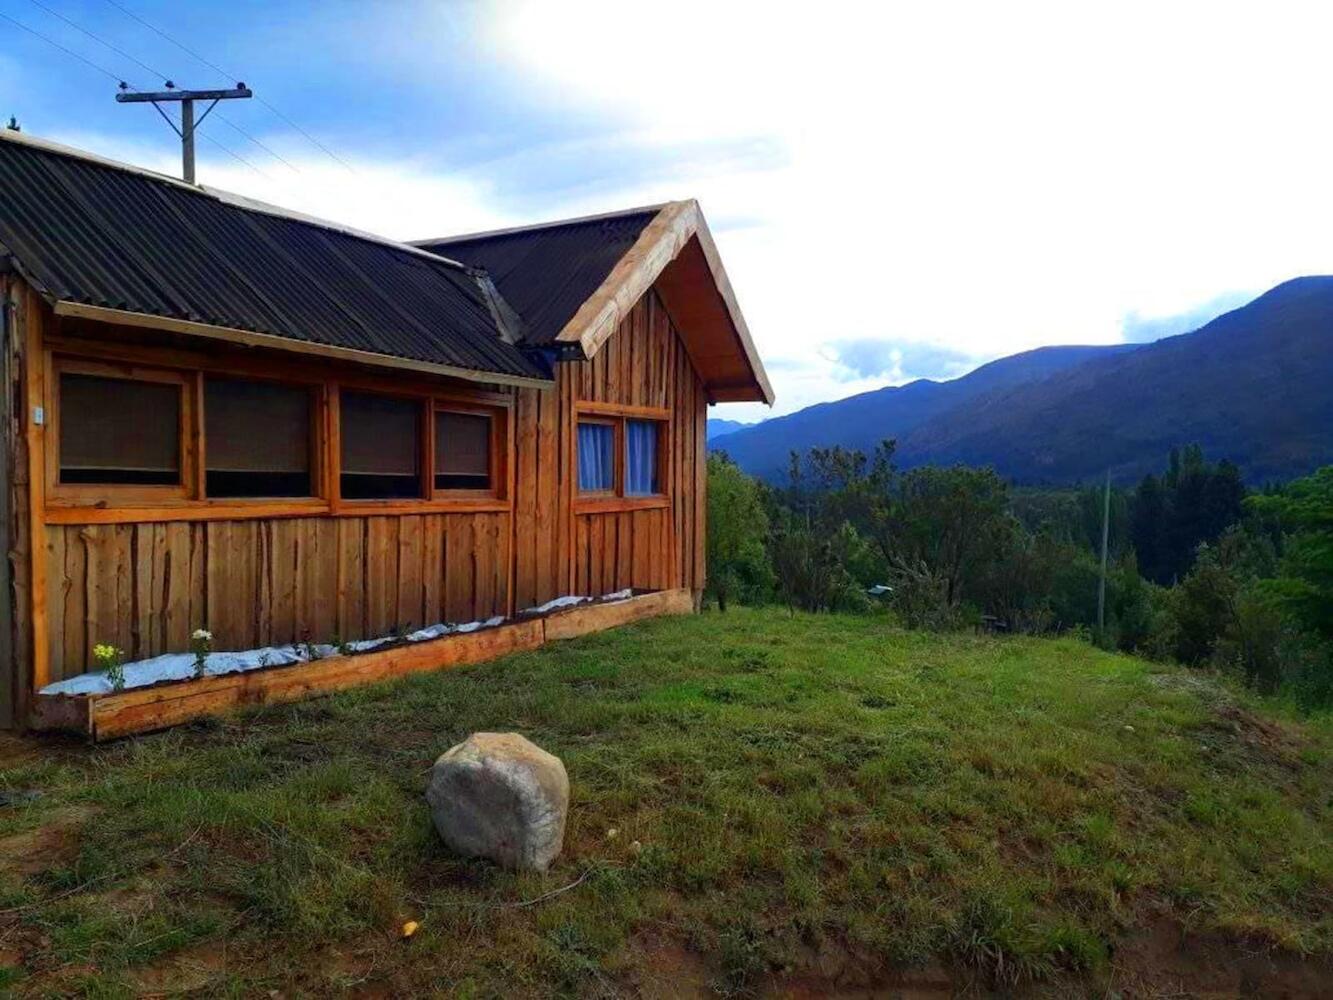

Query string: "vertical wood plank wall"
[512, 289, 708, 609]
[23, 282, 708, 686]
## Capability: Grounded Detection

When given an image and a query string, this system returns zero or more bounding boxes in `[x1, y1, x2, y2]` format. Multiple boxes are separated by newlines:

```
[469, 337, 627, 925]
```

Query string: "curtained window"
[577, 421, 615, 492]
[340, 391, 423, 499]
[435, 410, 492, 491]
[205, 377, 313, 498]
[59, 372, 181, 486]
[625, 419, 660, 496]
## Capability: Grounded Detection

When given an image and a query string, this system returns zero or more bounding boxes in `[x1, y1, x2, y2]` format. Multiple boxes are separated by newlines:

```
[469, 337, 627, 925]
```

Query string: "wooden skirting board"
[32, 588, 693, 742]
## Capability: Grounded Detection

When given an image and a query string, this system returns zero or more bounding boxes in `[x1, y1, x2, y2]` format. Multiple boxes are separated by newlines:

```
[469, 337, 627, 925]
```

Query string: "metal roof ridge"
[201, 186, 474, 272]
[0, 127, 197, 190]
[0, 128, 475, 273]
[409, 201, 674, 247]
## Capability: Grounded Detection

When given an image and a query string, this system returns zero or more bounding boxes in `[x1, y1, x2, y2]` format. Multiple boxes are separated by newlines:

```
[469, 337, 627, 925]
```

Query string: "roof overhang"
[50, 301, 554, 390]
[554, 200, 774, 405]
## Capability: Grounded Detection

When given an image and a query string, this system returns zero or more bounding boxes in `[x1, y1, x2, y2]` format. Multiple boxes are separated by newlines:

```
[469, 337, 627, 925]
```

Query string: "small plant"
[190, 628, 213, 679]
[331, 635, 353, 657]
[93, 643, 125, 691]
[300, 629, 322, 662]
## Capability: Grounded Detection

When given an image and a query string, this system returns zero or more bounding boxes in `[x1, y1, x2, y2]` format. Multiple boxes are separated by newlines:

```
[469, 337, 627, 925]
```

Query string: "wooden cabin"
[0, 130, 772, 733]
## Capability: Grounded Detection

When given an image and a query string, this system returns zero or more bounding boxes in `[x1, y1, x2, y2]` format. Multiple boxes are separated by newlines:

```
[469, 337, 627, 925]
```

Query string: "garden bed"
[31, 588, 693, 741]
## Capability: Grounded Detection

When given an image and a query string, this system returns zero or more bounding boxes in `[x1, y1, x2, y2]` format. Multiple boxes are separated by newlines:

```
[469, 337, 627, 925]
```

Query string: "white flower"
[192, 629, 213, 642]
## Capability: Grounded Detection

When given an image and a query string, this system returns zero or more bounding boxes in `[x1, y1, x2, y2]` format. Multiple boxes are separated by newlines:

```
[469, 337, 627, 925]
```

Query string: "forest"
[706, 441, 1333, 709]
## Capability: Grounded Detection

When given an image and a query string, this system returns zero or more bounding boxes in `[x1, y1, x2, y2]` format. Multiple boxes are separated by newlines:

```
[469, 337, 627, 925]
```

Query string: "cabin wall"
[42, 514, 509, 680]
[10, 278, 709, 713]
[512, 287, 708, 608]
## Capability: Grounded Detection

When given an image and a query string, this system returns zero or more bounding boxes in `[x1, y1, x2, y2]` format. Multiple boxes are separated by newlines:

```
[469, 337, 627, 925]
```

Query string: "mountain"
[716, 277, 1333, 485]
[707, 418, 755, 441]
[893, 277, 1333, 483]
[714, 344, 1137, 479]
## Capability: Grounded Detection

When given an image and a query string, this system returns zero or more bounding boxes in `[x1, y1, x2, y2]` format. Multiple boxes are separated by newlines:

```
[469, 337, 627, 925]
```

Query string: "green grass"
[1, 607, 1331, 996]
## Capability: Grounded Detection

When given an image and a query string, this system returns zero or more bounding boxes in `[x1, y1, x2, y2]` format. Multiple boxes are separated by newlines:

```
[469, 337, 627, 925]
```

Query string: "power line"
[23, 0, 300, 176]
[101, 0, 357, 173]
[27, 0, 168, 83]
[0, 10, 274, 182]
[0, 10, 124, 85]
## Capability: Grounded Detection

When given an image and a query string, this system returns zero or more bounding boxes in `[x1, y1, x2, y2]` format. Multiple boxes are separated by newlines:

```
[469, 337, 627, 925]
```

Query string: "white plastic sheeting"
[40, 590, 637, 697]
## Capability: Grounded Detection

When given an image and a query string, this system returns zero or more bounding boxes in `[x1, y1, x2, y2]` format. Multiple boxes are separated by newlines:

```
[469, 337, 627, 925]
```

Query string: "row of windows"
[56, 367, 499, 503]
[52, 362, 668, 508]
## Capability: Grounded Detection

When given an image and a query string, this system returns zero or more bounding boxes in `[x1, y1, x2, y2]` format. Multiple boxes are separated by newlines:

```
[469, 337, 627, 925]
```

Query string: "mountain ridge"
[715, 277, 1333, 484]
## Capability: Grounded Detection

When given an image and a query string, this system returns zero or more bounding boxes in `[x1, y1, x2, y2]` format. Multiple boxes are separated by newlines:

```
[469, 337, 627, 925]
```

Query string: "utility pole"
[1097, 468, 1111, 635]
[115, 82, 252, 183]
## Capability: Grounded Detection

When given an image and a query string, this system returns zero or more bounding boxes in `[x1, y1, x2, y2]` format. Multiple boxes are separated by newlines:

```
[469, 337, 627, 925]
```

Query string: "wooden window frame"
[201, 373, 326, 505]
[574, 402, 670, 513]
[334, 387, 431, 506]
[46, 356, 196, 505]
[41, 333, 515, 524]
[431, 402, 508, 503]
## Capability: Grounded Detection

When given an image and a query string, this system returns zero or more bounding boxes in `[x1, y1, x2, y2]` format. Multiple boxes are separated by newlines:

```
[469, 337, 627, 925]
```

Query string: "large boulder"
[425, 732, 569, 871]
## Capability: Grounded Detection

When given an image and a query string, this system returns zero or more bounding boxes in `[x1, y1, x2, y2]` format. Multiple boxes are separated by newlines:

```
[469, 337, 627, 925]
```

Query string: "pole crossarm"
[115, 84, 252, 184]
[115, 86, 252, 103]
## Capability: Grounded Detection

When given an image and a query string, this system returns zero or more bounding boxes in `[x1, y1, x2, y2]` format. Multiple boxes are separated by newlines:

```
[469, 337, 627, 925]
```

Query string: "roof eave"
[552, 200, 774, 406]
[51, 300, 555, 390]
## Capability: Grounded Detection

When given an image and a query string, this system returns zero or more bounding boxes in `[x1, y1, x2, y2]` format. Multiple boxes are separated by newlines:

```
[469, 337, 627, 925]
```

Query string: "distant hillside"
[715, 344, 1136, 479]
[716, 277, 1333, 485]
[707, 418, 755, 441]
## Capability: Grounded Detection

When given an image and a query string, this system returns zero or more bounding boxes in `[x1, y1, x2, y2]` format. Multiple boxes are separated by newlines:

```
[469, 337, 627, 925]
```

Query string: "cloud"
[24, 1, 1333, 429]
[824, 340, 976, 382]
[1120, 290, 1256, 343]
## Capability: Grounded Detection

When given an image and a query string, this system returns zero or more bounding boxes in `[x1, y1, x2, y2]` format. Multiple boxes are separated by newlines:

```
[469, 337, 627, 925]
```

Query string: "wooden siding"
[512, 289, 707, 608]
[11, 280, 709, 704]
[42, 514, 510, 680]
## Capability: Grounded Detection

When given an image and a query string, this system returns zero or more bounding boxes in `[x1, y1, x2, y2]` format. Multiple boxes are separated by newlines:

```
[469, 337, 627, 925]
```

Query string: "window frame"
[573, 402, 670, 513]
[202, 372, 324, 503]
[47, 356, 196, 504]
[334, 387, 431, 504]
[41, 334, 515, 524]
[431, 402, 505, 501]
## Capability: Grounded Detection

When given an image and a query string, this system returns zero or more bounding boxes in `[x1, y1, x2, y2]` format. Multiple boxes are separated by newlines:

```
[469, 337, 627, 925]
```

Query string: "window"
[625, 419, 660, 496]
[435, 410, 491, 491]
[58, 371, 181, 486]
[577, 420, 615, 492]
[340, 391, 423, 500]
[205, 377, 313, 498]
[576, 412, 666, 500]
[46, 347, 511, 518]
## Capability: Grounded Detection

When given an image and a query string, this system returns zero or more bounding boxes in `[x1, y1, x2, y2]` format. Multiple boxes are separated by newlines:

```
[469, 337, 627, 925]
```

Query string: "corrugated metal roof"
[415, 207, 661, 346]
[0, 132, 548, 383]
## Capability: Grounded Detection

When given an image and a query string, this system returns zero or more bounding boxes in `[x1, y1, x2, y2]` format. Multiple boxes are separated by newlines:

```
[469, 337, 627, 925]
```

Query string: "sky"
[3, 1, 1332, 421]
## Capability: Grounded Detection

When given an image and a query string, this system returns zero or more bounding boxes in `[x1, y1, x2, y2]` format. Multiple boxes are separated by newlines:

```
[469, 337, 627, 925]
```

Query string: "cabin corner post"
[0, 277, 15, 727]
[23, 286, 49, 713]
[3, 281, 47, 727]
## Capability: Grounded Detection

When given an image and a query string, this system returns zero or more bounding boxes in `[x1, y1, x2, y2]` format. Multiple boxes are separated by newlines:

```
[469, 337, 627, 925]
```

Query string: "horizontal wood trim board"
[32, 589, 692, 741]
[52, 301, 555, 391]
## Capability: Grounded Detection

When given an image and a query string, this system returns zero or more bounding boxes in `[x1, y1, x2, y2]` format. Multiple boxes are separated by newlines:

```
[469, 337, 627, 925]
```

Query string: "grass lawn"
[1, 606, 1331, 997]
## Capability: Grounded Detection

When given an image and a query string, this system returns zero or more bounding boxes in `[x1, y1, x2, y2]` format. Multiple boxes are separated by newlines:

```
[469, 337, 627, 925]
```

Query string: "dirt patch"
[1110, 916, 1333, 998]
[634, 934, 714, 999]
[1210, 702, 1307, 769]
[0, 804, 97, 878]
[130, 938, 234, 994]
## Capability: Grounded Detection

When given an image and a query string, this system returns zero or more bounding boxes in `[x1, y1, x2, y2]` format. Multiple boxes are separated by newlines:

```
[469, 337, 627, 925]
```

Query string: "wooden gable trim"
[51, 302, 554, 391]
[552, 200, 775, 406]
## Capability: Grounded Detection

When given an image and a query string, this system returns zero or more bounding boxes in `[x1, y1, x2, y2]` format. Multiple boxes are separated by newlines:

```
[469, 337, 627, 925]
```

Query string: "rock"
[425, 732, 569, 871]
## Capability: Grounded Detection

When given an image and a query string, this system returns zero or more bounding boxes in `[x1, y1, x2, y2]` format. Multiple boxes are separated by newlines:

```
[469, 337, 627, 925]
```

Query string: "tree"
[1248, 466, 1333, 638]
[1131, 446, 1247, 584]
[705, 453, 772, 611]
[883, 466, 1011, 607]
